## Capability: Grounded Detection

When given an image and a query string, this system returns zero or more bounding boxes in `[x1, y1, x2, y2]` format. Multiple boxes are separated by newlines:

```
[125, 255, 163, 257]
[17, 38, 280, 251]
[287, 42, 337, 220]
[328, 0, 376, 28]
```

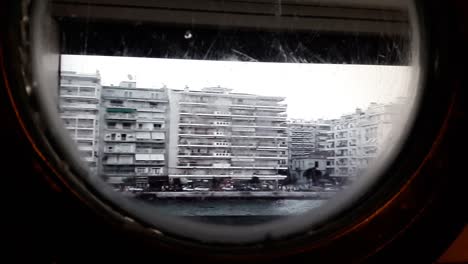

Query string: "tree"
[211, 177, 221, 190]
[172, 178, 182, 191]
[250, 176, 260, 185]
[303, 168, 322, 186]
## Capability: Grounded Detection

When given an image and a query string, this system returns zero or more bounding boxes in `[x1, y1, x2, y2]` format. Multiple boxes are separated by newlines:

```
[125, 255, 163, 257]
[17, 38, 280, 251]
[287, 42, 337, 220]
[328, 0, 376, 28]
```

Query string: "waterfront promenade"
[134, 191, 337, 200]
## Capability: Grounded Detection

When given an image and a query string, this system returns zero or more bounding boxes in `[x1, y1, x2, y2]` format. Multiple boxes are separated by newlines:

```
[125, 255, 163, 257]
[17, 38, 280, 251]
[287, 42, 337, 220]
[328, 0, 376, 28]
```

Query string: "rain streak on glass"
[55, 0, 418, 225]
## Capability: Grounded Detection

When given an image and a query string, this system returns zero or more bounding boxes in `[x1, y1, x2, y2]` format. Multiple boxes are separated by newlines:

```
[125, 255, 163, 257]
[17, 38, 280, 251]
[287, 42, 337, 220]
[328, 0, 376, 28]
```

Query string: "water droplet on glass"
[184, 30, 192, 39]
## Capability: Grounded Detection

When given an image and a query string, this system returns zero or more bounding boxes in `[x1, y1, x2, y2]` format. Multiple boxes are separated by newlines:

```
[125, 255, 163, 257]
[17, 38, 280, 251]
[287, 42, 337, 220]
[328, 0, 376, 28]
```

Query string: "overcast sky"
[61, 55, 415, 120]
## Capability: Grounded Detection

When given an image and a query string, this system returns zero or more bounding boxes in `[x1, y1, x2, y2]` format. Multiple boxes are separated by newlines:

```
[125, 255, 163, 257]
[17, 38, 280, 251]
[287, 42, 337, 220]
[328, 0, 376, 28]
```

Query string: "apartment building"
[59, 71, 102, 176]
[167, 87, 288, 185]
[287, 119, 332, 159]
[326, 102, 398, 181]
[100, 81, 169, 187]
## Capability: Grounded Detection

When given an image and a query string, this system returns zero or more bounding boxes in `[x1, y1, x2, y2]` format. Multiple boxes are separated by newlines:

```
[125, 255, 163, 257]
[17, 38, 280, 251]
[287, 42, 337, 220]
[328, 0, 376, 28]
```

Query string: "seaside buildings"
[59, 71, 101, 176]
[59, 72, 401, 188]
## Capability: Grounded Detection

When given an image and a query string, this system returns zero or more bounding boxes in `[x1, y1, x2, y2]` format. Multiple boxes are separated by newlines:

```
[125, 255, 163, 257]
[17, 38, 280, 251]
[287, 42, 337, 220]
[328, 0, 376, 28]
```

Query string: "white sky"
[61, 55, 415, 120]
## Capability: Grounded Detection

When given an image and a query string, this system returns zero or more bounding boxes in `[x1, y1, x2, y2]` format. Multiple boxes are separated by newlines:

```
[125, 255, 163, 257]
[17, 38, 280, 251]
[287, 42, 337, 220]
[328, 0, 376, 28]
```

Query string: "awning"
[107, 107, 136, 113]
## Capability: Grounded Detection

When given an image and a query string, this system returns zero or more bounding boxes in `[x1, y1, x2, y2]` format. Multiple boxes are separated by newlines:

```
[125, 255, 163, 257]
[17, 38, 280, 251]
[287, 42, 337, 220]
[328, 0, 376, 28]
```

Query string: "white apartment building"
[167, 87, 288, 184]
[287, 119, 332, 159]
[59, 71, 102, 176]
[100, 81, 169, 187]
[326, 102, 398, 181]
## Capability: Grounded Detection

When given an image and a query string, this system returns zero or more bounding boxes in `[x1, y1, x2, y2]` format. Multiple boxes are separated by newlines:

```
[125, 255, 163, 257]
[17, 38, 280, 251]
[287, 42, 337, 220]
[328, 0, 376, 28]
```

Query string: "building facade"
[287, 119, 332, 158]
[59, 71, 102, 176]
[58, 72, 404, 189]
[289, 153, 330, 183]
[100, 81, 169, 187]
[326, 103, 398, 181]
[167, 87, 288, 185]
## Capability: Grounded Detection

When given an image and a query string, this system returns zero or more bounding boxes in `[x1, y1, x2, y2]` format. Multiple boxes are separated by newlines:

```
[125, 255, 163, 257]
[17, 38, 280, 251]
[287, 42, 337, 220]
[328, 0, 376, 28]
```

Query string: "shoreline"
[134, 191, 337, 200]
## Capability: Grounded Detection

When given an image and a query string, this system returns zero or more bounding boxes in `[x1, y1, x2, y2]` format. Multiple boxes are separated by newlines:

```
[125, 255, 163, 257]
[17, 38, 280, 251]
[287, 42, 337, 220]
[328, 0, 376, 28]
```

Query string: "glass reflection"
[58, 56, 414, 222]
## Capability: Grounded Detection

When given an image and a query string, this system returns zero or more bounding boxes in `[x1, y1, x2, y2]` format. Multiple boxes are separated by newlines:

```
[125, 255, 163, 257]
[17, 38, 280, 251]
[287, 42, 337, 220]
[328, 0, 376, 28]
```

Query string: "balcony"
[135, 149, 165, 154]
[105, 126, 135, 132]
[179, 132, 229, 138]
[257, 144, 287, 149]
[231, 133, 287, 139]
[105, 113, 137, 120]
[60, 91, 98, 100]
[178, 141, 231, 148]
[180, 111, 231, 117]
[135, 171, 164, 177]
[229, 104, 256, 110]
[176, 163, 287, 170]
[255, 154, 288, 159]
[66, 125, 95, 130]
[60, 103, 98, 110]
[104, 149, 135, 154]
[103, 160, 134, 165]
[71, 136, 94, 141]
[178, 121, 231, 127]
[83, 156, 96, 163]
[178, 153, 232, 159]
[78, 145, 94, 151]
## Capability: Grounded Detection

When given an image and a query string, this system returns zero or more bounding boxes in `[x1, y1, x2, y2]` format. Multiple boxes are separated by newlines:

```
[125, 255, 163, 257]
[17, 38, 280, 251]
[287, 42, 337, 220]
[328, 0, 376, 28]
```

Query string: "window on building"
[136, 167, 147, 174]
[123, 123, 132, 129]
[110, 100, 123, 106]
[107, 122, 116, 128]
[121, 134, 127, 141]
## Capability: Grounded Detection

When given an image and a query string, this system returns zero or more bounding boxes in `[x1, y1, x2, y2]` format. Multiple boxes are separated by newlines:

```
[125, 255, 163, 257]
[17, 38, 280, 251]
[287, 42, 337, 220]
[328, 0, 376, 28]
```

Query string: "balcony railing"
[104, 149, 135, 154]
[60, 91, 98, 98]
[103, 160, 134, 165]
[178, 153, 231, 157]
[105, 113, 137, 120]
[60, 103, 98, 110]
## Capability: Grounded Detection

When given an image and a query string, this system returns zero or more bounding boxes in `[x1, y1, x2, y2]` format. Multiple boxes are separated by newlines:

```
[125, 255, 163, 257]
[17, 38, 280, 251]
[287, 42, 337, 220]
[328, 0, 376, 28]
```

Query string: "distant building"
[326, 102, 400, 182]
[287, 119, 332, 159]
[59, 71, 102, 176]
[167, 87, 288, 185]
[289, 152, 330, 183]
[100, 81, 169, 187]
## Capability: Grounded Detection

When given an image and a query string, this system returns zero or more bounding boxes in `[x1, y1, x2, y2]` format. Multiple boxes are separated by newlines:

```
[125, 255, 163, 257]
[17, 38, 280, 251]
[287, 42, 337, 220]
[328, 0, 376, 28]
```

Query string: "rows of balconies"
[176, 163, 287, 170]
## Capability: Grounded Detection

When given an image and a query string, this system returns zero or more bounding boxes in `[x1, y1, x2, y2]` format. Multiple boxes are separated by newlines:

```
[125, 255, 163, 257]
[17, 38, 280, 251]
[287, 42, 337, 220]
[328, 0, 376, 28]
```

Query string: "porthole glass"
[29, 0, 421, 243]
